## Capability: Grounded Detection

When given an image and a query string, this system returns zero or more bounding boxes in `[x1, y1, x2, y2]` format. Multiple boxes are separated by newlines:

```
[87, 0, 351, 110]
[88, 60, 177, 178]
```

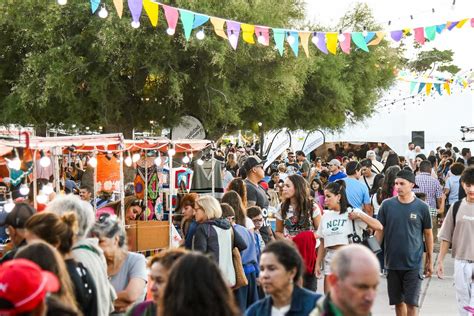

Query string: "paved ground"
[317, 252, 459, 315]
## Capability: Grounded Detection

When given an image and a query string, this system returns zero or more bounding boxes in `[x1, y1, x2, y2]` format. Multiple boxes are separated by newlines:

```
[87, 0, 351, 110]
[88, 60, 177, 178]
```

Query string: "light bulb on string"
[311, 34, 319, 45]
[4, 199, 15, 213]
[39, 151, 51, 168]
[167, 28, 176, 36]
[98, 6, 108, 19]
[338, 32, 346, 42]
[89, 156, 98, 168]
[286, 34, 295, 45]
[7, 158, 22, 171]
[229, 33, 237, 43]
[57, 0, 67, 5]
[196, 29, 205, 40]
[189, 152, 194, 159]
[168, 148, 176, 156]
[36, 191, 48, 205]
[132, 152, 141, 163]
[362, 30, 368, 37]
[125, 156, 133, 167]
[257, 35, 266, 45]
[182, 155, 190, 164]
[154, 154, 162, 166]
[42, 183, 54, 195]
[19, 184, 30, 196]
[131, 21, 140, 29]
[197, 158, 204, 166]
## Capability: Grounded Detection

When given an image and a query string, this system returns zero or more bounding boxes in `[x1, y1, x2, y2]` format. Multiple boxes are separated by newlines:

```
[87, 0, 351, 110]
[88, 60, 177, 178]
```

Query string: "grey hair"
[330, 244, 380, 280]
[90, 215, 127, 249]
[45, 194, 95, 239]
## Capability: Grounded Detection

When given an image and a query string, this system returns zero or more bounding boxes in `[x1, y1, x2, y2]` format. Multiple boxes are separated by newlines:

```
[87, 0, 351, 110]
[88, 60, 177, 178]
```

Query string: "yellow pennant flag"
[113, 0, 123, 18]
[444, 82, 451, 95]
[457, 18, 469, 28]
[299, 32, 311, 57]
[143, 0, 159, 27]
[210, 17, 228, 39]
[368, 32, 385, 46]
[403, 28, 411, 35]
[326, 32, 338, 55]
[463, 80, 468, 88]
[426, 83, 433, 96]
[241, 24, 255, 44]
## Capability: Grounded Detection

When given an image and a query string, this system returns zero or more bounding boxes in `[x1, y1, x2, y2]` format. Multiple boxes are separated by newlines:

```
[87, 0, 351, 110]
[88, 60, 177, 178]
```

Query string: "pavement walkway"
[317, 251, 459, 315]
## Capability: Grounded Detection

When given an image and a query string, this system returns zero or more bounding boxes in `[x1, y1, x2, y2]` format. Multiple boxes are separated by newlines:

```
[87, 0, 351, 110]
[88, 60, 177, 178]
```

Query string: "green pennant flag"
[425, 26, 436, 41]
[351, 32, 369, 52]
[180, 10, 195, 41]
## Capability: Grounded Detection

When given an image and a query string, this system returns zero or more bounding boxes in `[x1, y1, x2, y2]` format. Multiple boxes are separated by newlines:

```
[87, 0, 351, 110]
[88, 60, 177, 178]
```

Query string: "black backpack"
[452, 200, 463, 228]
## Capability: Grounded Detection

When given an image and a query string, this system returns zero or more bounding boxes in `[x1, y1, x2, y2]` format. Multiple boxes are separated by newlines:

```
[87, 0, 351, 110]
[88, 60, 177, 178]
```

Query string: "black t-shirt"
[285, 162, 300, 175]
[378, 197, 432, 270]
[65, 259, 98, 316]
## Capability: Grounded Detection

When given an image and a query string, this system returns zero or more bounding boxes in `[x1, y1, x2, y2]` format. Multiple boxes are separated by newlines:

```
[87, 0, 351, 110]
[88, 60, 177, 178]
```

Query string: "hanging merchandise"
[61, 1, 474, 57]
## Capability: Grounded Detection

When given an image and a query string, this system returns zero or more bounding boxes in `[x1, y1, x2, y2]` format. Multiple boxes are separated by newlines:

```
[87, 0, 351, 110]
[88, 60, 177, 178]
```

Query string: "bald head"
[330, 244, 380, 280]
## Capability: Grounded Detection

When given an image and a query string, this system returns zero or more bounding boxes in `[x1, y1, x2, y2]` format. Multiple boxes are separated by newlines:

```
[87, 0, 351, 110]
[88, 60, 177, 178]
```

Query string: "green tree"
[0, 1, 402, 138]
[407, 48, 460, 76]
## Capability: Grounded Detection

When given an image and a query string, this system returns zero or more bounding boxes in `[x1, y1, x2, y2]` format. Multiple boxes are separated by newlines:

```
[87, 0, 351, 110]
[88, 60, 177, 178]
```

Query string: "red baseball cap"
[0, 259, 60, 315]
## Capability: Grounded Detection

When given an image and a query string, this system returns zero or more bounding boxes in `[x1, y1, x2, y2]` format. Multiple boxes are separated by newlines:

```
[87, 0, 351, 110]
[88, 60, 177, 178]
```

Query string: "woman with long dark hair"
[161, 252, 240, 316]
[275, 174, 321, 291]
[379, 165, 402, 204]
[226, 177, 248, 208]
[315, 180, 382, 293]
[381, 152, 400, 174]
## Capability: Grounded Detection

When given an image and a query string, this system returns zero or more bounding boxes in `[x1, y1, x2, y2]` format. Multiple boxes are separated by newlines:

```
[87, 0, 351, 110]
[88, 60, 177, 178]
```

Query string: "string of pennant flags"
[63, 0, 474, 57]
[397, 70, 473, 96]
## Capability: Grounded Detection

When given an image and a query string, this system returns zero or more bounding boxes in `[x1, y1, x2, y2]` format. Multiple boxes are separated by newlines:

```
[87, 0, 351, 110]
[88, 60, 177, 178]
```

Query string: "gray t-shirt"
[110, 252, 147, 303]
[245, 179, 269, 210]
[378, 197, 432, 270]
[438, 199, 474, 261]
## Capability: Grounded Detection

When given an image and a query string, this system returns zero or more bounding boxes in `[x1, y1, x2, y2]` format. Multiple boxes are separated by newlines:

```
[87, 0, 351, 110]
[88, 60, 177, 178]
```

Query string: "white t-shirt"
[316, 209, 368, 248]
[271, 305, 291, 316]
[275, 202, 321, 237]
[245, 217, 255, 230]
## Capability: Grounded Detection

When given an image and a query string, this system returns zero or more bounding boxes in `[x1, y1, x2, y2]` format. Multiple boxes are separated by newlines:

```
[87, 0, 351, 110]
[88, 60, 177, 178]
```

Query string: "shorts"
[387, 269, 423, 306]
[324, 249, 337, 275]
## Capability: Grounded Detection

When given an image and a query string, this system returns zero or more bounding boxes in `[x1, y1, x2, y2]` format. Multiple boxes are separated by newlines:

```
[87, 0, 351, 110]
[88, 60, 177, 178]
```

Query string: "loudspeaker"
[412, 131, 425, 149]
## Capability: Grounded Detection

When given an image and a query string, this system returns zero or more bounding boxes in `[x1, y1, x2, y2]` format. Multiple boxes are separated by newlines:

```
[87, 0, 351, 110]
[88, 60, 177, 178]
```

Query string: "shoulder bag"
[231, 228, 248, 289]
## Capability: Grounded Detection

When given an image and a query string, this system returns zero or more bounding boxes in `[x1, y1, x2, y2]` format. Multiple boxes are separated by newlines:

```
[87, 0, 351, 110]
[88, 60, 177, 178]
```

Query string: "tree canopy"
[0, 1, 404, 138]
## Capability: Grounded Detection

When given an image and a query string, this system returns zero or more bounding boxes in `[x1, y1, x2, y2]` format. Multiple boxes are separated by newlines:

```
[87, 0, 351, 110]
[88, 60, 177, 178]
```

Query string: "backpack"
[452, 200, 462, 228]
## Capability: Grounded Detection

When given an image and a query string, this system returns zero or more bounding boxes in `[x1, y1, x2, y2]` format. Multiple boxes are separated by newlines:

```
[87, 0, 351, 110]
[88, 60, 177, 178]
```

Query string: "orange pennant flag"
[368, 32, 385, 46]
[210, 17, 228, 39]
[299, 32, 311, 57]
[113, 0, 123, 18]
[241, 24, 255, 44]
[326, 32, 338, 55]
[426, 83, 433, 96]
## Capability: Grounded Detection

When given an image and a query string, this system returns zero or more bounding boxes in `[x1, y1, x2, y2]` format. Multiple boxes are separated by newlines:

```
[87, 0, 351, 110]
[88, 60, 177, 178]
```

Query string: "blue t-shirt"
[378, 197, 432, 270]
[344, 177, 370, 209]
[328, 171, 347, 183]
[445, 175, 461, 205]
[233, 224, 258, 274]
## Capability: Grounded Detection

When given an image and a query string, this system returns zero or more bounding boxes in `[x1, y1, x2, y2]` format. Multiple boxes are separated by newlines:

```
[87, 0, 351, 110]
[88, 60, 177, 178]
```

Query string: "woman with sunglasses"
[315, 180, 382, 293]
[90, 213, 147, 314]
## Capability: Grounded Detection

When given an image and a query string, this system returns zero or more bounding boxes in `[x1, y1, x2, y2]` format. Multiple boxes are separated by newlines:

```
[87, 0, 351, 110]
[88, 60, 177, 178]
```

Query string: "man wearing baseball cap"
[0, 203, 36, 263]
[375, 169, 433, 316]
[0, 258, 60, 315]
[327, 159, 347, 183]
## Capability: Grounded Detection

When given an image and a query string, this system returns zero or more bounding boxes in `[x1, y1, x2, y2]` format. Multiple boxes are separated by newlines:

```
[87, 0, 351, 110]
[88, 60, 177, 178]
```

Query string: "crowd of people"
[0, 140, 472, 316]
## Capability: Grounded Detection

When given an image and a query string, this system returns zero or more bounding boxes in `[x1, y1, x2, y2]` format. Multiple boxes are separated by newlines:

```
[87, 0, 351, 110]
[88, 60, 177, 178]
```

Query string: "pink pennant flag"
[414, 27, 425, 45]
[254, 26, 270, 46]
[226, 21, 241, 50]
[471, 18, 474, 27]
[162, 5, 179, 34]
[339, 32, 351, 54]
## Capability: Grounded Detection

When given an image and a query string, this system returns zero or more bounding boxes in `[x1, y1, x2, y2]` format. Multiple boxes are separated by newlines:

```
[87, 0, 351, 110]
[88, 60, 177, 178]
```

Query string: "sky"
[304, 0, 474, 72]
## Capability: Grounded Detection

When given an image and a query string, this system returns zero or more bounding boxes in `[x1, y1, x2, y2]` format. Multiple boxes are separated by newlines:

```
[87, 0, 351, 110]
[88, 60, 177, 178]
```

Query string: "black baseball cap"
[396, 170, 419, 188]
[243, 156, 266, 172]
[2, 203, 36, 228]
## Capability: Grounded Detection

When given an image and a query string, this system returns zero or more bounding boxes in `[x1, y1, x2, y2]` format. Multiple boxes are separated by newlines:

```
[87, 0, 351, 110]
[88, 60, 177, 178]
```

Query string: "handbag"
[231, 228, 248, 289]
[350, 220, 382, 254]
